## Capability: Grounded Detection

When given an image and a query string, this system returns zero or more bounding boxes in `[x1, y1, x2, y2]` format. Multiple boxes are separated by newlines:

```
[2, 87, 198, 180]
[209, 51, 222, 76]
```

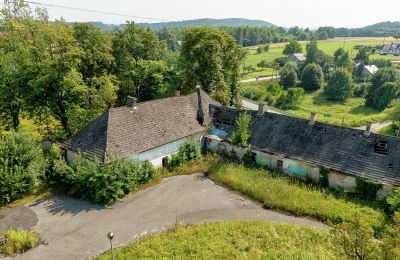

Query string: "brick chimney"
[309, 112, 317, 125]
[175, 90, 181, 97]
[127, 96, 137, 109]
[257, 102, 268, 116]
[196, 86, 204, 126]
[364, 121, 372, 137]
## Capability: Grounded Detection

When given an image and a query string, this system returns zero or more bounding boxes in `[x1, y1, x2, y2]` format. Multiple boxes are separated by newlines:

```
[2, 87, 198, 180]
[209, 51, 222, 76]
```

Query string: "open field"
[242, 80, 394, 127]
[208, 162, 386, 228]
[243, 37, 400, 79]
[95, 221, 343, 260]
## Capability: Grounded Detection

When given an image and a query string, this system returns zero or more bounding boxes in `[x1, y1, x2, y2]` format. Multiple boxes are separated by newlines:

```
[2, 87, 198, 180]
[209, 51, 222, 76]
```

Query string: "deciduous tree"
[325, 68, 353, 101]
[283, 38, 303, 56]
[301, 63, 324, 91]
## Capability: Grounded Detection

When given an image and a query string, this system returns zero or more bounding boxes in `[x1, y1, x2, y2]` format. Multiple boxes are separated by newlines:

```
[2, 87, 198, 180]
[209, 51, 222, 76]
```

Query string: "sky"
[28, 0, 400, 28]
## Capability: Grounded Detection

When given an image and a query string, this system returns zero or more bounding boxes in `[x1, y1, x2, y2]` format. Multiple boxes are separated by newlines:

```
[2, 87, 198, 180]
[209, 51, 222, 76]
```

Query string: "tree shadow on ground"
[349, 105, 380, 116]
[28, 196, 104, 216]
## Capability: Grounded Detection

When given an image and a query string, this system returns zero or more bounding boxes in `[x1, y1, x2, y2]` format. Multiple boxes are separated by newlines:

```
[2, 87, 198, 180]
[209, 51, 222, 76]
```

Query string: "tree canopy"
[179, 27, 245, 106]
[301, 63, 324, 91]
[325, 68, 354, 101]
[283, 38, 303, 56]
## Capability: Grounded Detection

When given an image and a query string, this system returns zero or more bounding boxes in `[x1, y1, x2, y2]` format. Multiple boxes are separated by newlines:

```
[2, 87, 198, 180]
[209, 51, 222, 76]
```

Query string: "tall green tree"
[301, 63, 324, 91]
[112, 22, 172, 104]
[325, 68, 354, 101]
[179, 27, 245, 106]
[283, 38, 303, 56]
[365, 67, 400, 110]
[279, 62, 298, 89]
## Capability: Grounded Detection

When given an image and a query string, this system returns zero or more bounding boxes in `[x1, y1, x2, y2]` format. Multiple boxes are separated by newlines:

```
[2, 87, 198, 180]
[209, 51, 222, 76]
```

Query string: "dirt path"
[4, 173, 327, 260]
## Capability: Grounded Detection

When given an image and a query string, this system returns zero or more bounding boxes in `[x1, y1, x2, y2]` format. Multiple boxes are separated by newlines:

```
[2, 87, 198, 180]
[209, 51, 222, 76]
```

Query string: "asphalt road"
[7, 173, 327, 260]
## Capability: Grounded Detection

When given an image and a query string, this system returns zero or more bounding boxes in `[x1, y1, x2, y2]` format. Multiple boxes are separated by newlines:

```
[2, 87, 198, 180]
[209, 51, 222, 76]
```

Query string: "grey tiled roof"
[210, 104, 400, 186]
[63, 90, 216, 163]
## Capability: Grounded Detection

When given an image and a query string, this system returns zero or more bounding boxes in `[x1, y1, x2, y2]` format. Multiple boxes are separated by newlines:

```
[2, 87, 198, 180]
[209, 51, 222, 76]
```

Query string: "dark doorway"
[277, 160, 283, 171]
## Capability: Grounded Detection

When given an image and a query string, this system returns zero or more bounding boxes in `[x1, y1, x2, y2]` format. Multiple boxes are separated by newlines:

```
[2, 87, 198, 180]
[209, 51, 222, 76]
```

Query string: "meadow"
[243, 37, 400, 79]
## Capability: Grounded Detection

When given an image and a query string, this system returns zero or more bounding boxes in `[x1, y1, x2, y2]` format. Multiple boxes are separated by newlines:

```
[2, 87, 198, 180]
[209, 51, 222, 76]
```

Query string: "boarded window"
[277, 160, 283, 171]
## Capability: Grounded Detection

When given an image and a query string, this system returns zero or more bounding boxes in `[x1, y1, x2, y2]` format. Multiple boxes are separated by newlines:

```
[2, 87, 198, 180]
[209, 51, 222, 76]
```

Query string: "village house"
[205, 103, 400, 197]
[63, 88, 216, 167]
[363, 64, 379, 77]
[377, 42, 400, 56]
[285, 53, 306, 63]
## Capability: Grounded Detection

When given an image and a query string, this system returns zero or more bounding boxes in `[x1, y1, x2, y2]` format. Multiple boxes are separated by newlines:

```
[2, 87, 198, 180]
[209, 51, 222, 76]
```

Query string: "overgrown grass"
[1, 228, 39, 256]
[208, 162, 386, 230]
[95, 221, 344, 260]
[1, 192, 52, 208]
[378, 124, 399, 137]
[242, 80, 393, 127]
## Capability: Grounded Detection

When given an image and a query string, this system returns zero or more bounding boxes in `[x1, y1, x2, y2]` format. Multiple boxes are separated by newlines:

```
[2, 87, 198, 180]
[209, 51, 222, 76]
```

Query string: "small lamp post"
[107, 232, 115, 260]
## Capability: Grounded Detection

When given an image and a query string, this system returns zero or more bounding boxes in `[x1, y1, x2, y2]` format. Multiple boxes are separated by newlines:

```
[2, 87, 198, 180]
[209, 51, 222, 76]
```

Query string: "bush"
[0, 133, 46, 205]
[301, 63, 324, 91]
[387, 189, 400, 213]
[229, 113, 250, 148]
[319, 167, 330, 188]
[353, 83, 369, 97]
[1, 228, 39, 255]
[276, 87, 305, 109]
[325, 68, 353, 101]
[355, 177, 382, 200]
[47, 154, 155, 205]
[169, 140, 202, 168]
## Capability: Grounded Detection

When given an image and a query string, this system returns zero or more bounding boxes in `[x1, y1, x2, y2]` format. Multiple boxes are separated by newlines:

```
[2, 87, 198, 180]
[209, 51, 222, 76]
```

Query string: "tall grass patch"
[95, 221, 344, 260]
[208, 163, 386, 229]
[1, 228, 39, 256]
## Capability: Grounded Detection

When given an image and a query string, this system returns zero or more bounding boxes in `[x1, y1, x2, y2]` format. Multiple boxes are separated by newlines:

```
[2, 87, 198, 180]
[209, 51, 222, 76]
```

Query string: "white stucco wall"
[127, 132, 204, 167]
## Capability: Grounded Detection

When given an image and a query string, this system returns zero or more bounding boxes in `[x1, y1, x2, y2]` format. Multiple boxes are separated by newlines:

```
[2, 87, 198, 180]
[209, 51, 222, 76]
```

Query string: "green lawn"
[244, 37, 400, 79]
[242, 80, 393, 127]
[208, 162, 386, 229]
[95, 221, 344, 260]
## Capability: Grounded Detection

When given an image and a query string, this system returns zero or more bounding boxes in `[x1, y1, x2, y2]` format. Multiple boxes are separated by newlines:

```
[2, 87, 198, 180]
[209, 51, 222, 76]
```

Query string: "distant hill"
[139, 18, 276, 30]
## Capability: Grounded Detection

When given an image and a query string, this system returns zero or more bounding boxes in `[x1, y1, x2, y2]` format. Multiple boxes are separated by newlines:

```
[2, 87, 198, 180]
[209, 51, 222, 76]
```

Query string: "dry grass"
[1, 228, 39, 256]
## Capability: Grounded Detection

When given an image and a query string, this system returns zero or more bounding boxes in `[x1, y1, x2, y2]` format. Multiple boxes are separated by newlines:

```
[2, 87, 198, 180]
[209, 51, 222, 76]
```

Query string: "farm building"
[363, 64, 379, 76]
[206, 103, 400, 197]
[63, 88, 216, 167]
[377, 42, 400, 56]
[285, 53, 306, 63]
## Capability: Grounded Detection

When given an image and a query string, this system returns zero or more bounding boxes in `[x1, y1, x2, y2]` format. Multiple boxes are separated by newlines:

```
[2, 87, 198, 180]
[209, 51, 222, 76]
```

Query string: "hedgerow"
[46, 148, 155, 206]
[0, 133, 46, 205]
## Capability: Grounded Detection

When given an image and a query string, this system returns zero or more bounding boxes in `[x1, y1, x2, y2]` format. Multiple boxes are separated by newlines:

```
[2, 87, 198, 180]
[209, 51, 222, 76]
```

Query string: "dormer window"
[374, 141, 388, 155]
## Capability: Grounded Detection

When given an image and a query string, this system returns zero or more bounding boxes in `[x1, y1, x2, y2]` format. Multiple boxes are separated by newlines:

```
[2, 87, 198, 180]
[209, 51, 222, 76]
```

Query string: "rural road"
[4, 173, 327, 260]
[240, 75, 280, 83]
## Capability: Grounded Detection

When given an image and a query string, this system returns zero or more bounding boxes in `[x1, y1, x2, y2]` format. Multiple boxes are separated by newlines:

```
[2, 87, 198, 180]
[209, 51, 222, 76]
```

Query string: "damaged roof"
[63, 89, 216, 163]
[209, 104, 400, 186]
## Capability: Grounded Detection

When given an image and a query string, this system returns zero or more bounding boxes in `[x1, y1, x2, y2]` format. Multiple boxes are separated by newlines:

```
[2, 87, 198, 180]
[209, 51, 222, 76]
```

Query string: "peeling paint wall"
[328, 172, 356, 192]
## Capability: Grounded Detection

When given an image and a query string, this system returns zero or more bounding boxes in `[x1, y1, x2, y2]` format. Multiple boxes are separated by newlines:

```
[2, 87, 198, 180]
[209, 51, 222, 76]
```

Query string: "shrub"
[355, 177, 382, 200]
[301, 63, 324, 91]
[353, 83, 369, 97]
[229, 112, 250, 148]
[47, 154, 155, 205]
[1, 228, 39, 255]
[387, 189, 400, 213]
[319, 167, 330, 188]
[0, 133, 46, 205]
[276, 87, 305, 109]
[169, 140, 202, 168]
[325, 68, 353, 101]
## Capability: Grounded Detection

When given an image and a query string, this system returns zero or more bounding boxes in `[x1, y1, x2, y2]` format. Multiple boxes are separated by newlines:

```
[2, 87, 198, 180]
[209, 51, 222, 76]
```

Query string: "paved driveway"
[5, 173, 327, 260]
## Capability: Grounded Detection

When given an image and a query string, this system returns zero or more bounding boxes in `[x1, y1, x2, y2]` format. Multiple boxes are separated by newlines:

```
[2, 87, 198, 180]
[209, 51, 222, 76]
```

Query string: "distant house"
[63, 88, 216, 167]
[363, 65, 379, 77]
[377, 42, 400, 56]
[285, 53, 306, 63]
[206, 104, 400, 197]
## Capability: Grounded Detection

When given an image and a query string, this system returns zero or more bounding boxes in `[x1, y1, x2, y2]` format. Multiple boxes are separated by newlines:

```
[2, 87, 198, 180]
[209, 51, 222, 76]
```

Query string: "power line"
[24, 0, 173, 22]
